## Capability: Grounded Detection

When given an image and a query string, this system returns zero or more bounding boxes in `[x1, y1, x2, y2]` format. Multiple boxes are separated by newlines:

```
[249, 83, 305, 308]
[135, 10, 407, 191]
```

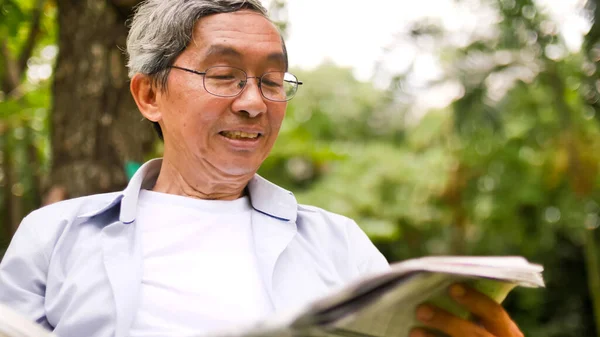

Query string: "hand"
[409, 283, 524, 337]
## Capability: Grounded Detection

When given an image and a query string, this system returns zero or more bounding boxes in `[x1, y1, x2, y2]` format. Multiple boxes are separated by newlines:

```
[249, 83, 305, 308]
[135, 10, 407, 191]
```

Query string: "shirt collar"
[118, 158, 298, 224]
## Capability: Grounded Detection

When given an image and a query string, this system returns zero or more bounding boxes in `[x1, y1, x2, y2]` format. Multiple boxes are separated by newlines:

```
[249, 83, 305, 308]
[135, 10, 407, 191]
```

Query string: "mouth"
[219, 130, 262, 140]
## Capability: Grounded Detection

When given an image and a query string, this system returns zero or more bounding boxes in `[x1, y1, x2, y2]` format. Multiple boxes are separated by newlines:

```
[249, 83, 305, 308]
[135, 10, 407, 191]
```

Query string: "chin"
[219, 162, 260, 177]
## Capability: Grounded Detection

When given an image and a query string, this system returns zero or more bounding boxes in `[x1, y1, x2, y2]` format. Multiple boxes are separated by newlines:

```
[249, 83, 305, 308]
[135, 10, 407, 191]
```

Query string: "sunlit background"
[1, 0, 600, 335]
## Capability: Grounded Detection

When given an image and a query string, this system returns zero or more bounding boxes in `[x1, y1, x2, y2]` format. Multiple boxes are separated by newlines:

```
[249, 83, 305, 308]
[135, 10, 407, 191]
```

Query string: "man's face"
[156, 10, 287, 177]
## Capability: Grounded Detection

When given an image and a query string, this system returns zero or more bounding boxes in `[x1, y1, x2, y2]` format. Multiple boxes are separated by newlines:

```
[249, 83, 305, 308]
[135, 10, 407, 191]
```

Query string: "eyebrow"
[204, 44, 286, 66]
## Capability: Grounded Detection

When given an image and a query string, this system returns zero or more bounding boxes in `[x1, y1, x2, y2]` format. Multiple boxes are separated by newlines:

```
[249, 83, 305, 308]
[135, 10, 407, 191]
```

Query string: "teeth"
[222, 131, 260, 139]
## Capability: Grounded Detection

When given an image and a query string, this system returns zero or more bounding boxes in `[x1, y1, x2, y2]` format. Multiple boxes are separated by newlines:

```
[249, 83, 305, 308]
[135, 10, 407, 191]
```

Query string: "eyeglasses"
[167, 65, 303, 102]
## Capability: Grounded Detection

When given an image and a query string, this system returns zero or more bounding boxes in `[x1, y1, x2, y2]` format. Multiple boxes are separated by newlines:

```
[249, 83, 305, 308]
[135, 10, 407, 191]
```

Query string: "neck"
[152, 156, 253, 201]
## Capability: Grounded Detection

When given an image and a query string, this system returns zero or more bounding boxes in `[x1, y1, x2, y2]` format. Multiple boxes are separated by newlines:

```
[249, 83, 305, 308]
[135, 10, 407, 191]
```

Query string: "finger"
[409, 328, 438, 337]
[415, 304, 495, 337]
[449, 283, 523, 337]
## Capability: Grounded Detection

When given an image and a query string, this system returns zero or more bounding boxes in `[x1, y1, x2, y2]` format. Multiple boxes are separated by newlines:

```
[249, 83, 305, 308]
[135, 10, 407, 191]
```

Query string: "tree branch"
[0, 41, 20, 94]
[17, 0, 46, 78]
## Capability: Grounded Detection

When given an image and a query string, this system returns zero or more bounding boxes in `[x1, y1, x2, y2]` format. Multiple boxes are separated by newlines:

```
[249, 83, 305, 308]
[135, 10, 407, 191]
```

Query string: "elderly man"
[0, 1, 524, 337]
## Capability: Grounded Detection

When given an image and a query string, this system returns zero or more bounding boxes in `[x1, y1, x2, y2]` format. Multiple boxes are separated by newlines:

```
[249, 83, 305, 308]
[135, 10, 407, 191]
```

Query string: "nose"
[231, 77, 267, 118]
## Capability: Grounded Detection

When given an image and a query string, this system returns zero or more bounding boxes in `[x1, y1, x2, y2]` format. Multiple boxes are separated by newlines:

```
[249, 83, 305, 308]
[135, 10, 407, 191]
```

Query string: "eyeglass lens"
[203, 66, 299, 101]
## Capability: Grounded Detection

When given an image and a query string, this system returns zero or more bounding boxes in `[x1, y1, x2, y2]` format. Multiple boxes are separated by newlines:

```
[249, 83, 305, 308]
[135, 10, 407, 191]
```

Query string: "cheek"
[268, 104, 287, 130]
[174, 95, 228, 130]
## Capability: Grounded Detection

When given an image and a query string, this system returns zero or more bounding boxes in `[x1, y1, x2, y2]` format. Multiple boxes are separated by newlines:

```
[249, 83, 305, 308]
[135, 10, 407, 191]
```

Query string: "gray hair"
[126, 0, 287, 90]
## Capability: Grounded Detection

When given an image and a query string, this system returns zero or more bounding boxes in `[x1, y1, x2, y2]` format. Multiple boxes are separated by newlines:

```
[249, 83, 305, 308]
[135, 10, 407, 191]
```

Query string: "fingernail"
[416, 305, 435, 322]
[450, 284, 466, 298]
[409, 329, 426, 337]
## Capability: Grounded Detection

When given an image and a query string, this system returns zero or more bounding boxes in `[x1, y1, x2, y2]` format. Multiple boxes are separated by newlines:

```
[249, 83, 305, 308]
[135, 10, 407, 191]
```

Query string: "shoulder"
[15, 192, 123, 246]
[23, 192, 122, 226]
[1, 192, 123, 275]
[296, 203, 366, 248]
[296, 203, 353, 230]
[295, 203, 369, 248]
[295, 203, 390, 277]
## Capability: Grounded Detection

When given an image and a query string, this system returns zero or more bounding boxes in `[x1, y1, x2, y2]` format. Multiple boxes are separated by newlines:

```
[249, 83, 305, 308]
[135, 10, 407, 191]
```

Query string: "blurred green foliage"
[0, 0, 55, 242]
[261, 0, 600, 335]
[1, 0, 600, 336]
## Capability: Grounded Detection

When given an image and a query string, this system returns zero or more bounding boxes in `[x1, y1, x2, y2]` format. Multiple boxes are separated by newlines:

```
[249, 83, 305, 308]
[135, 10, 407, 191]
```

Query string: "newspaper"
[0, 304, 55, 337]
[206, 256, 545, 337]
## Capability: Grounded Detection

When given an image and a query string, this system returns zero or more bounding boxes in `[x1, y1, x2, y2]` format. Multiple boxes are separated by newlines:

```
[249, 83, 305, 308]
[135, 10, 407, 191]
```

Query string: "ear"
[130, 73, 162, 122]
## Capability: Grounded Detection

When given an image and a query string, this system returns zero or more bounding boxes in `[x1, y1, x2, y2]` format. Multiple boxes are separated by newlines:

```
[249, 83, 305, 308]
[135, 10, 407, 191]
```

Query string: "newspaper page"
[0, 304, 55, 337]
[207, 256, 544, 337]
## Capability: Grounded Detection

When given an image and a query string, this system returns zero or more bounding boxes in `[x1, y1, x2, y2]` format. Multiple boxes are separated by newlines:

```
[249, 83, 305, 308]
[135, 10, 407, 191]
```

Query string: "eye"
[206, 73, 237, 81]
[205, 67, 243, 81]
[262, 79, 283, 88]
[261, 72, 285, 87]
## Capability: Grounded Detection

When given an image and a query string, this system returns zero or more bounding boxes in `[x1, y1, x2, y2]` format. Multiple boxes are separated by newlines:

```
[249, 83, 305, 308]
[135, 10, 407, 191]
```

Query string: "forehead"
[187, 10, 284, 64]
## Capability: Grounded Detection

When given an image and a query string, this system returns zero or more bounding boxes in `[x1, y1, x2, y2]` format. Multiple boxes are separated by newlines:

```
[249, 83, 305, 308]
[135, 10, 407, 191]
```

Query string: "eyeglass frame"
[166, 65, 303, 102]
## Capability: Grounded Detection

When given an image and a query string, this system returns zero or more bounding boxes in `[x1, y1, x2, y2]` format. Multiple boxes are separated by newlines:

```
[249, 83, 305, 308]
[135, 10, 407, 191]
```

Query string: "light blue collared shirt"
[0, 159, 389, 337]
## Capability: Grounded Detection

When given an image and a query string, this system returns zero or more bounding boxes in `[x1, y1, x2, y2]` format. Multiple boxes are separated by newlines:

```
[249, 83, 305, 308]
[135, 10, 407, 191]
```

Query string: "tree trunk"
[51, 0, 153, 198]
[25, 125, 42, 208]
[584, 229, 600, 337]
[2, 130, 15, 237]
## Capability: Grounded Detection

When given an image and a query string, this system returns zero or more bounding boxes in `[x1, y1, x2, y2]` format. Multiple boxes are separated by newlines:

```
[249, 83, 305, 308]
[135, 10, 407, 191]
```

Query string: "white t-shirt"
[129, 190, 273, 337]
